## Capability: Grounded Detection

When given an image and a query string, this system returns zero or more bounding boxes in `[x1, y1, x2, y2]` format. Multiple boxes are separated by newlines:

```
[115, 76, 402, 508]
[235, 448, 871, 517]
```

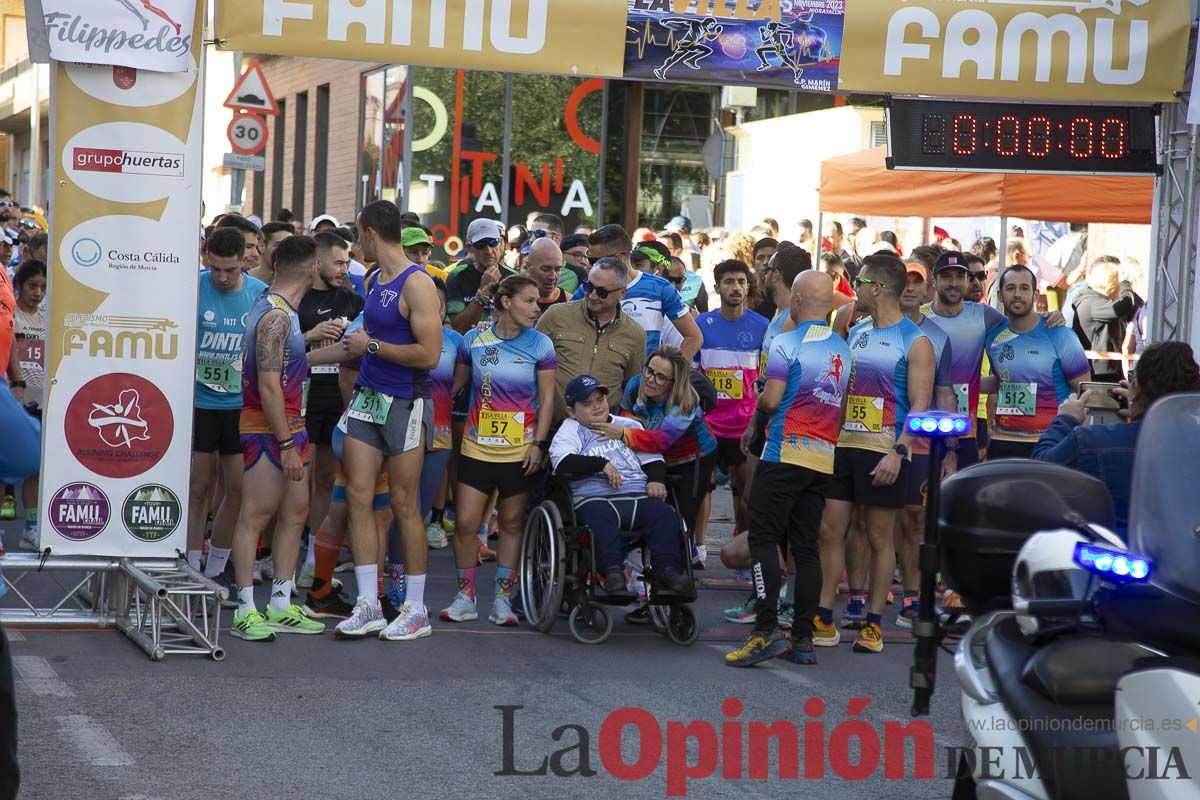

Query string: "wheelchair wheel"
[665, 605, 699, 646]
[648, 603, 669, 632]
[520, 501, 566, 633]
[568, 605, 612, 645]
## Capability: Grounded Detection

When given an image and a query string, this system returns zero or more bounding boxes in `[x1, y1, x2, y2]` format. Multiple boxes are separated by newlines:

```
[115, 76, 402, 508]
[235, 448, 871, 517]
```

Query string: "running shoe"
[297, 564, 315, 589]
[489, 596, 519, 627]
[853, 622, 884, 654]
[0, 495, 15, 521]
[886, 590, 896, 605]
[335, 597, 386, 639]
[231, 609, 276, 642]
[896, 597, 919, 630]
[380, 601, 432, 641]
[777, 602, 795, 630]
[439, 592, 479, 622]
[477, 540, 496, 564]
[812, 615, 841, 647]
[725, 630, 790, 667]
[692, 545, 706, 570]
[426, 521, 448, 550]
[723, 593, 757, 624]
[19, 526, 38, 551]
[840, 594, 867, 629]
[265, 604, 326, 635]
[440, 515, 456, 535]
[303, 589, 354, 619]
[786, 637, 817, 665]
[624, 605, 651, 625]
[334, 545, 354, 573]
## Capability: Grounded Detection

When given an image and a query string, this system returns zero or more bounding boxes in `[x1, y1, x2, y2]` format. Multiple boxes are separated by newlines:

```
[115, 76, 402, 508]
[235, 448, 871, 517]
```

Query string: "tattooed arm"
[255, 310, 295, 445]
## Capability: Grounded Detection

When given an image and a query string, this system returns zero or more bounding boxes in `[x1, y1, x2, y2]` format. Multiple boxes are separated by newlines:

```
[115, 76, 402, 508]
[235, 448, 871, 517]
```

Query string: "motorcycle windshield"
[1128, 393, 1200, 604]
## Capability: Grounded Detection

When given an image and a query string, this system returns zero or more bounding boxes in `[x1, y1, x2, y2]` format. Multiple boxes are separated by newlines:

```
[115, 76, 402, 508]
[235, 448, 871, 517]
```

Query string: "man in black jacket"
[1071, 256, 1140, 381]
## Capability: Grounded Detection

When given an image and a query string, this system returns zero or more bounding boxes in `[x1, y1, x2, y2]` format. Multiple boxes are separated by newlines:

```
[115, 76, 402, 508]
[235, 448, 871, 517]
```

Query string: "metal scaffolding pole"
[1148, 8, 1200, 350]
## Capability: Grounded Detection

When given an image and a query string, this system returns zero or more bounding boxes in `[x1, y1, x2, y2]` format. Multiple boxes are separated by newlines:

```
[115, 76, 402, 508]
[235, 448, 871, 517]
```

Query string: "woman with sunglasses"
[442, 274, 556, 626]
[591, 346, 717, 612]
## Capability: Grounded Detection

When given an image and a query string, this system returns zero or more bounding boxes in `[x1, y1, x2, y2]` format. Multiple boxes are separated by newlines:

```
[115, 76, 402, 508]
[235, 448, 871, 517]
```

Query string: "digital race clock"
[887, 99, 1159, 176]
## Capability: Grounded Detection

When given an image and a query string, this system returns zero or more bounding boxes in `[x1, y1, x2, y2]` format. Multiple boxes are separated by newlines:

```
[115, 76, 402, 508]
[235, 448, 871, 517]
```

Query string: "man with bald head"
[725, 270, 852, 668]
[522, 237, 567, 317]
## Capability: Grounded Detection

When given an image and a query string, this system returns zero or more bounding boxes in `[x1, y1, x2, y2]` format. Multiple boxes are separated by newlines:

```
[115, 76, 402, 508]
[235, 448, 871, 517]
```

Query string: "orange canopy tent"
[818, 147, 1153, 224]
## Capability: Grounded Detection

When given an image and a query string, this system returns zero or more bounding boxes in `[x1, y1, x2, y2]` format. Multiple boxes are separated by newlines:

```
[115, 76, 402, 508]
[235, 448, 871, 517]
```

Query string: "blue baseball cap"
[564, 375, 609, 406]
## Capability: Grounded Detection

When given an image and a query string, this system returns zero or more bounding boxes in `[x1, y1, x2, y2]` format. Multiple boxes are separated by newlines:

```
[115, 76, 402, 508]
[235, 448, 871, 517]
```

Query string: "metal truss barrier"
[1149, 7, 1200, 350]
[0, 554, 226, 661]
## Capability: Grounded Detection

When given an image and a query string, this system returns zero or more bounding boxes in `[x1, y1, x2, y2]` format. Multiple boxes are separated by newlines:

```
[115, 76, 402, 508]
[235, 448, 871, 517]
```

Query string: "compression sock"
[203, 547, 232, 578]
[24, 508, 36, 531]
[385, 562, 407, 604]
[456, 566, 478, 600]
[817, 607, 833, 626]
[303, 529, 317, 570]
[866, 612, 882, 627]
[310, 530, 341, 598]
[494, 566, 516, 603]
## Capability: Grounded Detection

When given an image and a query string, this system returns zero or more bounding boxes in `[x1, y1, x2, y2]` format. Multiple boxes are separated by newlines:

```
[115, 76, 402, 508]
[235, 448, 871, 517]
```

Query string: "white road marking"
[6, 629, 24, 641]
[12, 656, 73, 697]
[56, 715, 134, 767]
[706, 643, 819, 688]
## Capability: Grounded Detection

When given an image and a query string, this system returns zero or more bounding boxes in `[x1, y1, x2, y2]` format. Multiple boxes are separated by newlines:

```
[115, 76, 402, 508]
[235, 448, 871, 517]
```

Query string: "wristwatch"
[532, 439, 549, 450]
[473, 294, 494, 310]
[892, 443, 909, 458]
[366, 340, 380, 355]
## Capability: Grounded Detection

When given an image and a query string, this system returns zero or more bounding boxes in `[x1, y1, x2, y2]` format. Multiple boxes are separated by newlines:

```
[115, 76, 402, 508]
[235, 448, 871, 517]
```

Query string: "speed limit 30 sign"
[227, 113, 268, 156]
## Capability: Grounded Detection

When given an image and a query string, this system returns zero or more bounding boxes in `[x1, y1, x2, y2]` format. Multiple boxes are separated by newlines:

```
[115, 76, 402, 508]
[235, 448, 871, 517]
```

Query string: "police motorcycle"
[911, 395, 1200, 800]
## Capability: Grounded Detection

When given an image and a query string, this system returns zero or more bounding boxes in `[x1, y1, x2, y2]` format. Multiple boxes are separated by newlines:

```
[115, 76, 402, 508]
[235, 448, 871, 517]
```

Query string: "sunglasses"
[582, 280, 617, 300]
[643, 365, 673, 384]
[529, 228, 550, 240]
[853, 276, 881, 288]
[587, 250, 629, 266]
[969, 271, 987, 282]
[668, 275, 685, 286]
[472, 238, 501, 249]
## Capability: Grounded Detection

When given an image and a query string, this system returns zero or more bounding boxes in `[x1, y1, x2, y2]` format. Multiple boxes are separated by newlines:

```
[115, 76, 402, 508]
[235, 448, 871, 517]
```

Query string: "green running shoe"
[723, 592, 757, 624]
[231, 609, 276, 642]
[265, 604, 326, 635]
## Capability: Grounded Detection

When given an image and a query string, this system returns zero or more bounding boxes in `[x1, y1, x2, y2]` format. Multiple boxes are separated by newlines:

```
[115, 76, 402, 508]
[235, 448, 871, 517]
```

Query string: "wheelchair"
[518, 477, 700, 646]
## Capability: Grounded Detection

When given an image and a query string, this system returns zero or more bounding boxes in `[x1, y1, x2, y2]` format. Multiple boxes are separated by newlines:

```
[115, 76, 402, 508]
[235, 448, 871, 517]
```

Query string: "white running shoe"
[297, 564, 315, 589]
[439, 592, 478, 622]
[19, 526, 38, 551]
[489, 596, 519, 627]
[426, 522, 448, 549]
[380, 601, 432, 641]
[334, 597, 386, 639]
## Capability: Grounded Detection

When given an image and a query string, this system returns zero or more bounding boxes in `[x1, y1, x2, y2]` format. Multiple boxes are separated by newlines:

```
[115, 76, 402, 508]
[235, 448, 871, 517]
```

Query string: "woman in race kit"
[440, 275, 557, 627]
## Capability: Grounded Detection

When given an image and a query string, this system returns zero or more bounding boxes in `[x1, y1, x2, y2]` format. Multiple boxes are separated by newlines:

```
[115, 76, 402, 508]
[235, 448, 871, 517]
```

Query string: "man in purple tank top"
[336, 201, 444, 642]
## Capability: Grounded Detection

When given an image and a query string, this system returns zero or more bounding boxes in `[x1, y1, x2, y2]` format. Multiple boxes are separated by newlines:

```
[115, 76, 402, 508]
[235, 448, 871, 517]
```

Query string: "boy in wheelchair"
[549, 375, 695, 597]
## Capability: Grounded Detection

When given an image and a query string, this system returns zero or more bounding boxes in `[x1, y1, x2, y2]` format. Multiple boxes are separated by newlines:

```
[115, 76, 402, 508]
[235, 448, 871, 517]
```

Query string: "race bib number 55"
[843, 395, 884, 433]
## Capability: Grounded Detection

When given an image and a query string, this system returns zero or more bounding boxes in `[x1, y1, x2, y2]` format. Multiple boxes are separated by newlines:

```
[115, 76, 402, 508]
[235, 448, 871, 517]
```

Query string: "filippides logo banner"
[41, 0, 203, 558]
[39, 0, 196, 73]
[837, 0, 1190, 103]
[216, 0, 629, 78]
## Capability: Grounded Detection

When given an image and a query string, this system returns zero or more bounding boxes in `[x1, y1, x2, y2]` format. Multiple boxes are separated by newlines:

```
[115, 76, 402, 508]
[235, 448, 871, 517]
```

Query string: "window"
[360, 65, 408, 209]
[292, 91, 308, 221]
[271, 98, 286, 220]
[638, 87, 714, 230]
[313, 84, 329, 216]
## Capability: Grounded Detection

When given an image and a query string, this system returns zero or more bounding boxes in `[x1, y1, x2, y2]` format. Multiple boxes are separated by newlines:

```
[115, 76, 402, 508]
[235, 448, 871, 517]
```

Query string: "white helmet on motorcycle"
[1012, 529, 1096, 638]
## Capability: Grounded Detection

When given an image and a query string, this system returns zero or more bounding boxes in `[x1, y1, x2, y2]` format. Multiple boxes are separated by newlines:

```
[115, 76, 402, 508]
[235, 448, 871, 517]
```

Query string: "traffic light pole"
[911, 437, 946, 717]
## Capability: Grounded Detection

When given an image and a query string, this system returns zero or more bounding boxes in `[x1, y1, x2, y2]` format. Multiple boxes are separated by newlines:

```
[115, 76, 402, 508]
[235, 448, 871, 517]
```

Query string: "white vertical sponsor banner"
[41, 1, 203, 557]
[34, 0, 197, 73]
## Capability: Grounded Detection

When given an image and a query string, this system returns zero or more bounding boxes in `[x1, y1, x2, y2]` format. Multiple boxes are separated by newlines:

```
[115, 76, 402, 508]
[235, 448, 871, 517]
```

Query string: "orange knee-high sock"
[310, 530, 342, 598]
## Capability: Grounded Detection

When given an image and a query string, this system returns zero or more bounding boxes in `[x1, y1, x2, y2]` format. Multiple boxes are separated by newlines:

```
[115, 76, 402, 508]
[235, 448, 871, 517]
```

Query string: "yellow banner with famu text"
[216, 0, 629, 78]
[838, 0, 1190, 103]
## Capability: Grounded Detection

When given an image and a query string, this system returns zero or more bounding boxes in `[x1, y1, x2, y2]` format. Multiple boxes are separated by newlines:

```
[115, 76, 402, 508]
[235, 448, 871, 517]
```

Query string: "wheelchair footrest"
[592, 590, 638, 607]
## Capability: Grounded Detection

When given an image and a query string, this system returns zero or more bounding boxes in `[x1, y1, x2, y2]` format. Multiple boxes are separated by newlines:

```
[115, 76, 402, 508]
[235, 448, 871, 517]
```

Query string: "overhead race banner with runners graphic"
[216, 0, 630, 79]
[837, 0, 1190, 103]
[41, 1, 204, 557]
[624, 0, 844, 94]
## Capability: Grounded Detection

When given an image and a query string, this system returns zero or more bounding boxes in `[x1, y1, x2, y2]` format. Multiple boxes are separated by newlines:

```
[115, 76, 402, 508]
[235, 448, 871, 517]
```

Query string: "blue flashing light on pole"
[905, 411, 970, 438]
[1074, 543, 1152, 582]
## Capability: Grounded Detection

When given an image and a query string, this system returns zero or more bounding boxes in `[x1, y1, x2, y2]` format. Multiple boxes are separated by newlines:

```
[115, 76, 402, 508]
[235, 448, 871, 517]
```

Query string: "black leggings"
[0, 624, 18, 800]
[666, 453, 716, 535]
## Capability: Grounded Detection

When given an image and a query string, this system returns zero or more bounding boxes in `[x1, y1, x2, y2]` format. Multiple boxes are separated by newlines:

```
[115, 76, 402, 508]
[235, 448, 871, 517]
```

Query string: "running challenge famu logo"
[72, 147, 184, 177]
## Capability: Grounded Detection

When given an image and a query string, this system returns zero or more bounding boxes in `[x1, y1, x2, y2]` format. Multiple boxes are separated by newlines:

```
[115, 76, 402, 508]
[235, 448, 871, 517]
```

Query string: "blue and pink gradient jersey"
[619, 373, 717, 466]
[458, 324, 557, 463]
[922, 301, 1007, 436]
[761, 321, 852, 473]
[911, 314, 954, 456]
[695, 309, 768, 439]
[431, 326, 464, 452]
[838, 316, 929, 455]
[240, 292, 308, 435]
[986, 319, 1090, 442]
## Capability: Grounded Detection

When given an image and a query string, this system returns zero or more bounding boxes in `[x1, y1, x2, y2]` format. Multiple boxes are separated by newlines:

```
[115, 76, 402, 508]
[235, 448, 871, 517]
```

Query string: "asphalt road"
[2, 485, 968, 800]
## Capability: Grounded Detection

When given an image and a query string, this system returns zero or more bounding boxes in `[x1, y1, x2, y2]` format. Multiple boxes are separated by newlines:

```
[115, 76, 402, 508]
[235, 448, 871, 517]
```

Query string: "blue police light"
[1074, 543, 1151, 582]
[904, 411, 970, 439]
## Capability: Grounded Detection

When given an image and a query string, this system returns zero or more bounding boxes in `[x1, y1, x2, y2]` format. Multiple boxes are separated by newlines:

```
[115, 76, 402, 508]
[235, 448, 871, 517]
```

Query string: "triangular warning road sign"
[1188, 719, 1197, 733]
[224, 59, 279, 116]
